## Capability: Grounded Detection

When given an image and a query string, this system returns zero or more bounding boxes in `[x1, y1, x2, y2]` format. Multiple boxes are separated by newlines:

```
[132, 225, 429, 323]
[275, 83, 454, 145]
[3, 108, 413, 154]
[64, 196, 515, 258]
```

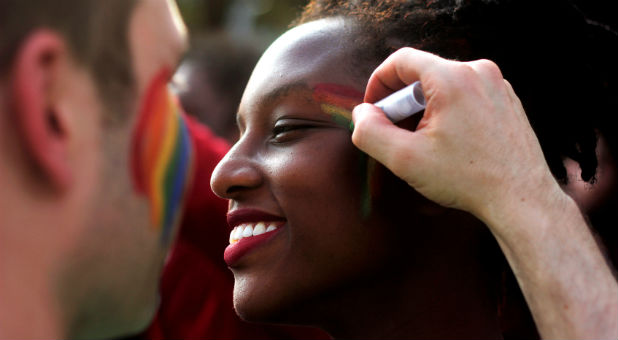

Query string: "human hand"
[352, 47, 618, 340]
[352, 47, 563, 227]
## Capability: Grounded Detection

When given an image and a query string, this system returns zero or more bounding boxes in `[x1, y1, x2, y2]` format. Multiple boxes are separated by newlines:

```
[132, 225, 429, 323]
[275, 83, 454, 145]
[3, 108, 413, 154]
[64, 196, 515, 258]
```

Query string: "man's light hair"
[0, 0, 137, 123]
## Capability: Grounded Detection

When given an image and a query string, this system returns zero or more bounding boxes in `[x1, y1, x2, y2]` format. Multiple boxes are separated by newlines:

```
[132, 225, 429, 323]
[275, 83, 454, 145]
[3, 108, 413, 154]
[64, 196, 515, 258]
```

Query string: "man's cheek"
[130, 69, 195, 244]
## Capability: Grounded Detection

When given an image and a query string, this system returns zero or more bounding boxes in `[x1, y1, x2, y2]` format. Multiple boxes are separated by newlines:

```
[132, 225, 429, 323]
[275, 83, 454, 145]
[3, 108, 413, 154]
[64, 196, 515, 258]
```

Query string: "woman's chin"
[233, 294, 286, 324]
[232, 278, 312, 326]
[232, 278, 280, 323]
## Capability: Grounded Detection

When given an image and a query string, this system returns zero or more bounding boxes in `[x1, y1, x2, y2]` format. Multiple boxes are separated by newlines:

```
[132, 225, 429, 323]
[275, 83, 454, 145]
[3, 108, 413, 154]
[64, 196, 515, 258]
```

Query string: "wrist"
[477, 167, 574, 246]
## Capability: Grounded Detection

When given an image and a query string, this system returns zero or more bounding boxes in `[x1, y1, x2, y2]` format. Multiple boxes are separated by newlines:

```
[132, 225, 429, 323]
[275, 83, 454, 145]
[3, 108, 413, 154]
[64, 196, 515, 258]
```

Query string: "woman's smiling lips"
[224, 209, 286, 266]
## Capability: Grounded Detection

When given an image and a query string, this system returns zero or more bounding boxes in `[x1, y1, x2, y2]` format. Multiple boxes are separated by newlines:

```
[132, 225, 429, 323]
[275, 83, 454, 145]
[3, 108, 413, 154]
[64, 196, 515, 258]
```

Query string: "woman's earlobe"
[11, 30, 72, 191]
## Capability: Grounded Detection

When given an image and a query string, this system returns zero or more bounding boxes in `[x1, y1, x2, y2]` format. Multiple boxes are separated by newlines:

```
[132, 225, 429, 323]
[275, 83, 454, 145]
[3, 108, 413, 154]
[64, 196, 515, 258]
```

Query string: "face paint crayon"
[375, 81, 425, 122]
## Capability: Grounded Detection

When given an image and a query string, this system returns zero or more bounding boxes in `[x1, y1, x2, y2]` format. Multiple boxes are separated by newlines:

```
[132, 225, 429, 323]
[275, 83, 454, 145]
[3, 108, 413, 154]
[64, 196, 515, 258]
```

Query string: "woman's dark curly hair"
[294, 2, 618, 337]
[295, 0, 618, 184]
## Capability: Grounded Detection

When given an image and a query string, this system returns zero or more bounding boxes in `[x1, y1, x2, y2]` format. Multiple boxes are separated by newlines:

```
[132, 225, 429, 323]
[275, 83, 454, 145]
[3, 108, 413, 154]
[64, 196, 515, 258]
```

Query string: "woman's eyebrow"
[262, 82, 312, 105]
[235, 82, 313, 130]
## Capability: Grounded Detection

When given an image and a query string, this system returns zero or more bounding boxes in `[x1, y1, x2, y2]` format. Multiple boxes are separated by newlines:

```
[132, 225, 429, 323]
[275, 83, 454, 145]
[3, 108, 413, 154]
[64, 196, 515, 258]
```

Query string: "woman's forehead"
[266, 17, 357, 57]
[243, 19, 362, 105]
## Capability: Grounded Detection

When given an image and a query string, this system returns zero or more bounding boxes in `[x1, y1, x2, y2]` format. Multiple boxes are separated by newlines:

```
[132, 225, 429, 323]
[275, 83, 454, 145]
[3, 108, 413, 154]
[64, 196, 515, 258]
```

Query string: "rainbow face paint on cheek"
[312, 83, 364, 131]
[313, 83, 376, 217]
[131, 69, 195, 244]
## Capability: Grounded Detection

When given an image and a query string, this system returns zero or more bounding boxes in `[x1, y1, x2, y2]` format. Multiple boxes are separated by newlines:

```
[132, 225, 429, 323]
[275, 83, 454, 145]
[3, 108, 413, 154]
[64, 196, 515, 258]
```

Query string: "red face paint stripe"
[131, 69, 172, 193]
[142, 91, 171, 193]
[313, 84, 363, 111]
[313, 83, 364, 100]
[313, 83, 363, 128]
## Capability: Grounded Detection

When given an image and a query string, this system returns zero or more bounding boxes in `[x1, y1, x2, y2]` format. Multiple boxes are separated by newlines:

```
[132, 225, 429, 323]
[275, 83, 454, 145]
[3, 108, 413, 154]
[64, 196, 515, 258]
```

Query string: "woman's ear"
[11, 30, 72, 191]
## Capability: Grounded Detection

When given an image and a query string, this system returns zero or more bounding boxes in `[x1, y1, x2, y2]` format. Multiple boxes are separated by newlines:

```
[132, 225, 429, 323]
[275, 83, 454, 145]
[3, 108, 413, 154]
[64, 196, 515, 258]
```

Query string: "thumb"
[351, 103, 426, 177]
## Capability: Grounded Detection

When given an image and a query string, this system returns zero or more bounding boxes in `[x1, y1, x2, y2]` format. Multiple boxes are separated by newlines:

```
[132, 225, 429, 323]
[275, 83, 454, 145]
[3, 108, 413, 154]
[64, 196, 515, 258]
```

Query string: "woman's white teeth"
[253, 222, 266, 236]
[229, 223, 279, 244]
[242, 225, 253, 237]
[233, 227, 243, 240]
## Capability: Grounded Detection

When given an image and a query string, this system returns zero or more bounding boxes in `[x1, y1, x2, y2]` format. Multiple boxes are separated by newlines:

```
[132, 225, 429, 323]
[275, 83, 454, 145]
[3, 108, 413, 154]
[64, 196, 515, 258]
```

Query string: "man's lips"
[224, 209, 286, 266]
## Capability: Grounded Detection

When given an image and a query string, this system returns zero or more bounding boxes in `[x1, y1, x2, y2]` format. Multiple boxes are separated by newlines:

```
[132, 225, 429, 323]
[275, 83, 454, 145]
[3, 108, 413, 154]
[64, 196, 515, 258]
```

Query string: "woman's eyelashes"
[270, 121, 318, 144]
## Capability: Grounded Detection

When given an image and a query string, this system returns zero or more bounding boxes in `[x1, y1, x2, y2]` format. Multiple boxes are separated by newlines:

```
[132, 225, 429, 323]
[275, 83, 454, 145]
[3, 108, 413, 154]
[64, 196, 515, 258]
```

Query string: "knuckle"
[472, 59, 504, 81]
[398, 46, 415, 53]
[351, 115, 370, 146]
[453, 62, 477, 81]
[443, 62, 477, 91]
[389, 47, 415, 63]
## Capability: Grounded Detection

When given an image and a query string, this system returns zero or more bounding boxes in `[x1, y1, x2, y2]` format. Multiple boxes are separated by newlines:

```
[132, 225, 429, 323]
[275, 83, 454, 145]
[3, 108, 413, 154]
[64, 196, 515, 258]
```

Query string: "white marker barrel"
[374, 81, 426, 123]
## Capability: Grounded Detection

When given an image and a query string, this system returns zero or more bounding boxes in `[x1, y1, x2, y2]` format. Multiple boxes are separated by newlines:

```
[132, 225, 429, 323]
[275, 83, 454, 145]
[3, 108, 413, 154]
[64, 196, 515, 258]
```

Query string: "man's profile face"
[59, 0, 190, 337]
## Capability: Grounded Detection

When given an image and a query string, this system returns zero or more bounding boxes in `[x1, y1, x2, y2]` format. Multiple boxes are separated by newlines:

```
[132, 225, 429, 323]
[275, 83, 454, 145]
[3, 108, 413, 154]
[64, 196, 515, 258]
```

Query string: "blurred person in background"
[172, 33, 262, 144]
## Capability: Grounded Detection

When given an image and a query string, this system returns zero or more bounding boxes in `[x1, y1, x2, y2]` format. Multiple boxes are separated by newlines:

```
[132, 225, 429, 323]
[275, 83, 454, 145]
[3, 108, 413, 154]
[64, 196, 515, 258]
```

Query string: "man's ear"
[11, 30, 72, 191]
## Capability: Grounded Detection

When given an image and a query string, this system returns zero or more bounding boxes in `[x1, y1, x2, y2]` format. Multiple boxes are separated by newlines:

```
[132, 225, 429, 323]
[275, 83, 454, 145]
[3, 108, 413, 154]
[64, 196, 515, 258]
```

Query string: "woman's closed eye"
[270, 118, 335, 144]
[271, 123, 316, 144]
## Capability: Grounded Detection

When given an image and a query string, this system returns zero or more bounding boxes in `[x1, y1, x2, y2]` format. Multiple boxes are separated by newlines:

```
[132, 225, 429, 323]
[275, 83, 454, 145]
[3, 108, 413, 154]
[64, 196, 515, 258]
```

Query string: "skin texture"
[352, 47, 618, 339]
[0, 0, 189, 338]
[211, 18, 505, 338]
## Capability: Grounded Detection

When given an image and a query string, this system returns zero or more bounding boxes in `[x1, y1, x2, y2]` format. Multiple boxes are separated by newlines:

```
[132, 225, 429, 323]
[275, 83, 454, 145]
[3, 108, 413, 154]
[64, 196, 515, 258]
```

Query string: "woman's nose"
[210, 146, 263, 200]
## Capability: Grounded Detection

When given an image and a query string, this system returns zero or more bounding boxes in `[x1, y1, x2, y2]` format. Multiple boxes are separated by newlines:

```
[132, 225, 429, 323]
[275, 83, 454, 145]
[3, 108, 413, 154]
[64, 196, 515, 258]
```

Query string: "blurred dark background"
[177, 0, 307, 48]
[172, 0, 308, 143]
[173, 0, 616, 144]
[176, 0, 616, 44]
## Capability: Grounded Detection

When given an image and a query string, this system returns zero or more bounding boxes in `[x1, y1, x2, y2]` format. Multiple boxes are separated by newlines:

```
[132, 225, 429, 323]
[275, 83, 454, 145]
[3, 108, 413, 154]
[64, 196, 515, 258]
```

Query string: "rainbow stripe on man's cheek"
[131, 70, 194, 244]
[313, 83, 376, 217]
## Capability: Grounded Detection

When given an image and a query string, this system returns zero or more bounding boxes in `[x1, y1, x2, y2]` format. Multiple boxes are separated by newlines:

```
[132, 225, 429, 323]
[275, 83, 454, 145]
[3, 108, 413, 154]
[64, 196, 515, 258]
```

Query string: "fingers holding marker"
[374, 81, 426, 123]
[352, 48, 547, 213]
[351, 103, 428, 184]
[351, 103, 403, 159]
[363, 47, 445, 103]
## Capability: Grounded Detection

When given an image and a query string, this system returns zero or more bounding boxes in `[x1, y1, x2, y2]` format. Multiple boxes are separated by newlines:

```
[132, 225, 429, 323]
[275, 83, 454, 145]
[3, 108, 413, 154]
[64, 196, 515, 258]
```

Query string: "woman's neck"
[315, 221, 503, 338]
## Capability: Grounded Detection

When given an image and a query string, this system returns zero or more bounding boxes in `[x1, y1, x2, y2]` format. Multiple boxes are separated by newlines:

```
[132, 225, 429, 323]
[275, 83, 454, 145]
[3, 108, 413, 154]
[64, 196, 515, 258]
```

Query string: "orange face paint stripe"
[150, 98, 179, 229]
[313, 83, 364, 108]
[141, 86, 170, 197]
[313, 83, 363, 130]
[314, 92, 362, 111]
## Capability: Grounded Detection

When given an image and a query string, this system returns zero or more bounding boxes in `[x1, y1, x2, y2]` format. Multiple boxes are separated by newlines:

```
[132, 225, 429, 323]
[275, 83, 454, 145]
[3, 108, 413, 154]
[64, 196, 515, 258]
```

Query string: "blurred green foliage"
[177, 0, 308, 36]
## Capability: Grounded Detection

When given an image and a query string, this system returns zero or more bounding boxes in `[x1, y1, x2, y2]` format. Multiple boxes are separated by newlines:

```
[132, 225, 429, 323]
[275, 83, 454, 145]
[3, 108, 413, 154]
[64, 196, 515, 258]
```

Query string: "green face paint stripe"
[312, 83, 375, 218]
[320, 104, 354, 130]
[161, 111, 193, 243]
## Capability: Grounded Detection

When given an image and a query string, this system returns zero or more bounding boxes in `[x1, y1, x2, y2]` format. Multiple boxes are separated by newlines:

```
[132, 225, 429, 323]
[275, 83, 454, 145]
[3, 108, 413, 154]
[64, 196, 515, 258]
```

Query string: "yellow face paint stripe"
[149, 95, 180, 229]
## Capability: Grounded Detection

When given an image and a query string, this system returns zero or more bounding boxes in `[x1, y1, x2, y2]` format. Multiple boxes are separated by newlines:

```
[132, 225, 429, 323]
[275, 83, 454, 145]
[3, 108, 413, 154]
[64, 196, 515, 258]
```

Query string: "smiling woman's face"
[210, 18, 402, 323]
